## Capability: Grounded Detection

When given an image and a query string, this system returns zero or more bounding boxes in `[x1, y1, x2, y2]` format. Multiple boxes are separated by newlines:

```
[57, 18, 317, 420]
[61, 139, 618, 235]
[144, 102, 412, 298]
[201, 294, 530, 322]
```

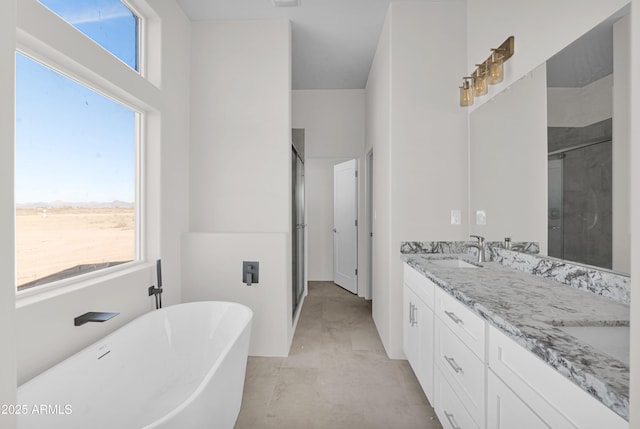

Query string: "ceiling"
[545, 18, 613, 88]
[546, 6, 628, 88]
[175, 0, 421, 90]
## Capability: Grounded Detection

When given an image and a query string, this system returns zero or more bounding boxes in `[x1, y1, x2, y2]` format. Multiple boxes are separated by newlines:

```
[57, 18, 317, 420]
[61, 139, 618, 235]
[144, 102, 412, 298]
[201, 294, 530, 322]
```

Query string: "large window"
[38, 0, 140, 71]
[15, 53, 138, 290]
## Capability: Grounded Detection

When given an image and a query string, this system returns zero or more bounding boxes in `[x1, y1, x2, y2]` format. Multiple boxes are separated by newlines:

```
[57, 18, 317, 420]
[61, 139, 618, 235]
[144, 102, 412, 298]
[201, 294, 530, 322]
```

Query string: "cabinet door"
[417, 298, 435, 402]
[404, 286, 420, 372]
[487, 370, 553, 429]
[404, 285, 435, 402]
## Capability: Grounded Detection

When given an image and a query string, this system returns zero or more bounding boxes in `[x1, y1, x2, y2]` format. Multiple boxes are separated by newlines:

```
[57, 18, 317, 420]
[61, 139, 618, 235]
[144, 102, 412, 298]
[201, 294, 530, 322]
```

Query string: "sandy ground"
[16, 207, 135, 287]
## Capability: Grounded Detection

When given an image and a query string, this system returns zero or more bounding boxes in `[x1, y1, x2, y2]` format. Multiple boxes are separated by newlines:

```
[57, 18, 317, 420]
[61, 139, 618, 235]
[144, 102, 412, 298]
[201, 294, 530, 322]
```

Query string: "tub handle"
[243, 261, 259, 286]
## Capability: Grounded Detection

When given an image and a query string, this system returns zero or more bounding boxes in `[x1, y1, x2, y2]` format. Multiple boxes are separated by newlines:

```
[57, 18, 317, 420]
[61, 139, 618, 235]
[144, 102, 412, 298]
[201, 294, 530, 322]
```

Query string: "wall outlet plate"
[476, 210, 487, 225]
[450, 209, 461, 225]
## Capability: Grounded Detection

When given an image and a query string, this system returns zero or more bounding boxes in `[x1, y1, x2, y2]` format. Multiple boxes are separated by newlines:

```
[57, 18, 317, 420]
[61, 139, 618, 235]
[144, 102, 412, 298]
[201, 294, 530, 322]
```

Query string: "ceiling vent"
[272, 0, 300, 7]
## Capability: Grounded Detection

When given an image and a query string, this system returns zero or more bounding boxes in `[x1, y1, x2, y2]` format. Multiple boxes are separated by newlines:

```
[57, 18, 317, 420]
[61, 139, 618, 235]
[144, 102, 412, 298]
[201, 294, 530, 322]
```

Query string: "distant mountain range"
[16, 200, 135, 209]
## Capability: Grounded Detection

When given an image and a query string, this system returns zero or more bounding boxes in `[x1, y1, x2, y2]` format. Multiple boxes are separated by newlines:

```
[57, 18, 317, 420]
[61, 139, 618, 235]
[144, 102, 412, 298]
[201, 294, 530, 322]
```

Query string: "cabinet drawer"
[436, 288, 485, 359]
[488, 369, 562, 429]
[436, 319, 484, 426]
[488, 325, 627, 429]
[435, 367, 480, 429]
[404, 263, 435, 308]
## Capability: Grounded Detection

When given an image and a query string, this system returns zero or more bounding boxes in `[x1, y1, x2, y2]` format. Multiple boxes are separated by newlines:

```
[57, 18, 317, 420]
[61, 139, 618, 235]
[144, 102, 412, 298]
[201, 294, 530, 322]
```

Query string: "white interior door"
[333, 159, 357, 294]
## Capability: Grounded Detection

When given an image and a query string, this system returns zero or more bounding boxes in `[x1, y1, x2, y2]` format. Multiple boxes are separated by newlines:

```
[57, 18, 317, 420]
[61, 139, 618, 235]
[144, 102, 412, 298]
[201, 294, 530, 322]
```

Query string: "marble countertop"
[401, 253, 630, 420]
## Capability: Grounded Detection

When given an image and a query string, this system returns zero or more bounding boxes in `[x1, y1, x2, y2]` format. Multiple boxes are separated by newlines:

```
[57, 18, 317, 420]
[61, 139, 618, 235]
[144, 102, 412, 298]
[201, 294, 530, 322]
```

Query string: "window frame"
[15, 0, 151, 300]
[36, 0, 145, 75]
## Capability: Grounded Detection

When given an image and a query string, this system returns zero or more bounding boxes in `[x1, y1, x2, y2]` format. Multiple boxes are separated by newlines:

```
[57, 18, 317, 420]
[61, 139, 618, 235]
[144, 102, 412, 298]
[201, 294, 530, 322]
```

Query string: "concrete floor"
[235, 281, 443, 429]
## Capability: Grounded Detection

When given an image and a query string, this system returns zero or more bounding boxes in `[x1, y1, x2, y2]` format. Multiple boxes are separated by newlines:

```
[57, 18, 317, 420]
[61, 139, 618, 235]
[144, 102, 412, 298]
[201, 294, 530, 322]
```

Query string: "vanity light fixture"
[459, 77, 474, 107]
[460, 36, 514, 107]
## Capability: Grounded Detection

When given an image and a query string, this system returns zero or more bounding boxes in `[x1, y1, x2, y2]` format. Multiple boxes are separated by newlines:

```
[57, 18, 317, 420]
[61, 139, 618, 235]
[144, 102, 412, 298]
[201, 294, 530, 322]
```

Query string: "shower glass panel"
[547, 157, 563, 259]
[292, 130, 305, 319]
[548, 140, 612, 268]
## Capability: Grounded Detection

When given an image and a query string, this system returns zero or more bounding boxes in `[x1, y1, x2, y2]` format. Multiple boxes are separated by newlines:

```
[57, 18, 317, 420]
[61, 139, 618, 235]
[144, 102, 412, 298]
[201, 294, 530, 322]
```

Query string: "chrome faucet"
[465, 235, 486, 263]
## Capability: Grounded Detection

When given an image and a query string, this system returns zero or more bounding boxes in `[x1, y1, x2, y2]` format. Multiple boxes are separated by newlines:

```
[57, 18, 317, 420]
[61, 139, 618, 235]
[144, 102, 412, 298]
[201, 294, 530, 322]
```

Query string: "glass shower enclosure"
[547, 139, 612, 269]
[292, 129, 305, 319]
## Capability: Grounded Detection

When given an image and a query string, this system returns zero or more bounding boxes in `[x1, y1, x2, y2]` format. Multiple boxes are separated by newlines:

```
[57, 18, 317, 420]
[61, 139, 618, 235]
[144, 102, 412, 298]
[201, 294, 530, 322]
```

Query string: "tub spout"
[74, 312, 119, 326]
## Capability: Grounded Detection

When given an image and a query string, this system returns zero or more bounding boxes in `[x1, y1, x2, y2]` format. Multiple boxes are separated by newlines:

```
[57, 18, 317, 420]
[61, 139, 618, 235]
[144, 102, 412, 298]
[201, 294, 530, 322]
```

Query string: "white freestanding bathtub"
[17, 301, 253, 429]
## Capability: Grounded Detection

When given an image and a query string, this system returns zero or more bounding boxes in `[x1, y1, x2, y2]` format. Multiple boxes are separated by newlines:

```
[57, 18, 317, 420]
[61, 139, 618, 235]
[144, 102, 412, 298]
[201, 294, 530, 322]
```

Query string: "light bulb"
[488, 51, 504, 85]
[459, 78, 474, 107]
[473, 66, 488, 96]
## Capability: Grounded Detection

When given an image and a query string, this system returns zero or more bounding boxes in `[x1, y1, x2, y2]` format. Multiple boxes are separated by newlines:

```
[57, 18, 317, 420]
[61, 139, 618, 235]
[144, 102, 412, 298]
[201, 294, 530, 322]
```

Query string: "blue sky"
[15, 0, 138, 204]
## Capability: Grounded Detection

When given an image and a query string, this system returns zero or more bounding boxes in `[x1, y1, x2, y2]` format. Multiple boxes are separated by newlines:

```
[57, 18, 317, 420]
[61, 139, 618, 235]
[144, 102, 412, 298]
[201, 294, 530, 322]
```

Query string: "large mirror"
[469, 6, 630, 274]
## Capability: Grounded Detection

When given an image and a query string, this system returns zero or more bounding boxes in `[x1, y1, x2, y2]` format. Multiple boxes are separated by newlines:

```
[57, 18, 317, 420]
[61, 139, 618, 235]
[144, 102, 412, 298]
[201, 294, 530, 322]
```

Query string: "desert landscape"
[16, 207, 135, 289]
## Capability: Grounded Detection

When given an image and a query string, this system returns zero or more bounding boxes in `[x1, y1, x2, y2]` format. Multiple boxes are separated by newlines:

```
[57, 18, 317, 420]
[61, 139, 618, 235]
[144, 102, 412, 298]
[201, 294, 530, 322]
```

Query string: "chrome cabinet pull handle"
[444, 310, 464, 325]
[409, 302, 414, 325]
[444, 355, 464, 374]
[412, 306, 418, 327]
[444, 411, 462, 429]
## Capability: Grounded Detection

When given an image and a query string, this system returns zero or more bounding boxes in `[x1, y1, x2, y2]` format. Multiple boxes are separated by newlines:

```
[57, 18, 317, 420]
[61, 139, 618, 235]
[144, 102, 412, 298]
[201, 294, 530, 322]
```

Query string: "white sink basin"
[559, 326, 629, 366]
[431, 259, 478, 269]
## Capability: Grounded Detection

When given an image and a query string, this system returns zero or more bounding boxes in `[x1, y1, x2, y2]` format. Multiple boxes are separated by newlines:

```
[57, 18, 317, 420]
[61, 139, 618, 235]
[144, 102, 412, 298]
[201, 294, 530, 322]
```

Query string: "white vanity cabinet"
[434, 288, 486, 429]
[487, 325, 627, 429]
[402, 260, 628, 429]
[403, 264, 436, 402]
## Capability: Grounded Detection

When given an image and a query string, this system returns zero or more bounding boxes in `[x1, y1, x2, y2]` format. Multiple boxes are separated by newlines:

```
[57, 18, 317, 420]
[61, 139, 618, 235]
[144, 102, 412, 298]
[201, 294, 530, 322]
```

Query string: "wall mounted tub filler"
[74, 312, 119, 327]
[148, 259, 164, 309]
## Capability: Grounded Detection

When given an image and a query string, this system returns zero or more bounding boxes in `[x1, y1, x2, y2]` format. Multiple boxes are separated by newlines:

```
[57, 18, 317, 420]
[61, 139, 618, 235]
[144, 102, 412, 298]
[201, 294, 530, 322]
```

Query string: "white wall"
[292, 90, 365, 286]
[182, 233, 289, 356]
[186, 19, 293, 356]
[629, 3, 640, 426]
[469, 64, 548, 251]
[366, 1, 468, 358]
[547, 74, 612, 127]
[0, 1, 17, 427]
[12, 0, 191, 385]
[304, 158, 343, 280]
[292, 90, 365, 158]
[612, 15, 631, 275]
[189, 20, 291, 234]
[158, 0, 192, 307]
[366, 6, 392, 353]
